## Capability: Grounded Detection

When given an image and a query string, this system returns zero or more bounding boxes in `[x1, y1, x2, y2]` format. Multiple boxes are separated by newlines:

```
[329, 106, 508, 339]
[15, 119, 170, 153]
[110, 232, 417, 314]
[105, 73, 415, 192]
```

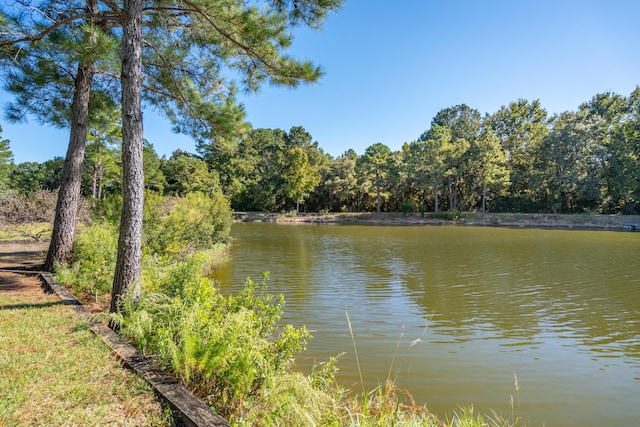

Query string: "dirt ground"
[0, 240, 48, 297]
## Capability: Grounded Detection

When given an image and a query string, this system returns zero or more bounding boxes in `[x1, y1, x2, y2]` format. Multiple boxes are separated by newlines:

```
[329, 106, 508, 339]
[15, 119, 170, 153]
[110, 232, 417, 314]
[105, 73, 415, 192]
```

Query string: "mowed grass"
[0, 281, 172, 426]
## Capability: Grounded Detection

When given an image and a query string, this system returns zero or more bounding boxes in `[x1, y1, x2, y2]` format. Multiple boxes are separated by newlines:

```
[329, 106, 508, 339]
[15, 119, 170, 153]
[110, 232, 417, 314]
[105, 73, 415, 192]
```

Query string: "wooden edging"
[1, 267, 229, 427]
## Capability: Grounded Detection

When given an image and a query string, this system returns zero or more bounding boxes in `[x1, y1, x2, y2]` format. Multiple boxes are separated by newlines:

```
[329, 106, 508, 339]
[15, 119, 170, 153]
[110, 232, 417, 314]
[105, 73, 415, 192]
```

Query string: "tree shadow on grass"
[0, 300, 64, 311]
[0, 271, 53, 297]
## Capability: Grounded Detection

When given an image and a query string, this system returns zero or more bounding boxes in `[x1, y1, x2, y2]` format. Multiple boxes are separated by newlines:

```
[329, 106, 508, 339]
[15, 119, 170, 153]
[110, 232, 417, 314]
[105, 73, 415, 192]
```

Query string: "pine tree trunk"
[111, 0, 144, 314]
[375, 165, 381, 214]
[96, 159, 103, 199]
[91, 162, 98, 198]
[434, 179, 439, 213]
[453, 175, 459, 210]
[43, 0, 98, 272]
[482, 180, 487, 214]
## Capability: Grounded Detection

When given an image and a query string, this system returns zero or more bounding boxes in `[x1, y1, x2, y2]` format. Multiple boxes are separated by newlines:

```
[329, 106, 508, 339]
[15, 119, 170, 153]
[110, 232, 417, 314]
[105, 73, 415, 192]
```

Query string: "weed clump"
[111, 255, 339, 425]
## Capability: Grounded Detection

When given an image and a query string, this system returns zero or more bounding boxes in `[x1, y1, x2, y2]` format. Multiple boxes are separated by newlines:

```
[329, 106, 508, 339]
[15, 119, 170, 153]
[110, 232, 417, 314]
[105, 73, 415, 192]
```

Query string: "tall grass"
[111, 255, 340, 425]
[343, 310, 527, 427]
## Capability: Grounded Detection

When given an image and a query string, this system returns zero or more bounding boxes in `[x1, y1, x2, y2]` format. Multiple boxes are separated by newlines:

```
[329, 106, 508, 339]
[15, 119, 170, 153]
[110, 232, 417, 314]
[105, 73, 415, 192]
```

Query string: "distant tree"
[285, 125, 327, 167]
[162, 151, 220, 196]
[385, 148, 409, 212]
[359, 143, 392, 214]
[488, 99, 549, 211]
[580, 90, 639, 213]
[537, 109, 606, 212]
[40, 157, 66, 190]
[285, 126, 313, 148]
[142, 140, 166, 194]
[229, 128, 288, 211]
[321, 150, 359, 212]
[83, 99, 122, 199]
[282, 146, 320, 212]
[9, 162, 43, 193]
[0, 128, 13, 192]
[407, 124, 451, 212]
[472, 128, 510, 213]
[420, 105, 480, 210]
[8, 159, 62, 193]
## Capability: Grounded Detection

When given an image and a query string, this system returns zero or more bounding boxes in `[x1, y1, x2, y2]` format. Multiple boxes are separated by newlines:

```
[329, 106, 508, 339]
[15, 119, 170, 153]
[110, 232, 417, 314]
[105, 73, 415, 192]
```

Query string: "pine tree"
[0, 127, 14, 192]
[2, 1, 343, 310]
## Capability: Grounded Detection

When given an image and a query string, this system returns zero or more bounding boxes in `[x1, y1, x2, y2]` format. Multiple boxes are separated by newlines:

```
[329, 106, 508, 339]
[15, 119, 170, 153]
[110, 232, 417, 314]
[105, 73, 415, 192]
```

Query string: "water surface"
[214, 223, 640, 426]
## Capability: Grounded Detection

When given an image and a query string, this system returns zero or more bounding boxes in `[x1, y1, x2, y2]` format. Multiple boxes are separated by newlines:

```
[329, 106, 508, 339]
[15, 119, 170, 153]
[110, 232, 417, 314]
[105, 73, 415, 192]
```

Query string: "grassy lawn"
[0, 273, 172, 426]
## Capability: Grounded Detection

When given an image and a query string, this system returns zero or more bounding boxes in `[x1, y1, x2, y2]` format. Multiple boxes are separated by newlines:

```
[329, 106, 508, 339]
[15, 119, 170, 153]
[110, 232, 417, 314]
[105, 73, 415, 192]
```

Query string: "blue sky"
[2, 0, 639, 164]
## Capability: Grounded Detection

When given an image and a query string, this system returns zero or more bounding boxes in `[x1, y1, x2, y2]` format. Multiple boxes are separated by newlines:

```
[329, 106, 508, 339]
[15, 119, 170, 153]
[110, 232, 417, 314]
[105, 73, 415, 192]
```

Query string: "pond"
[213, 222, 640, 426]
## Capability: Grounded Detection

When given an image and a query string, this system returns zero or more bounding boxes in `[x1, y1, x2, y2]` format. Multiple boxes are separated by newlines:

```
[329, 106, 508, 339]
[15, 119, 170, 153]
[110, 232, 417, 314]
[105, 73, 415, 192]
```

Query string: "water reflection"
[213, 223, 640, 426]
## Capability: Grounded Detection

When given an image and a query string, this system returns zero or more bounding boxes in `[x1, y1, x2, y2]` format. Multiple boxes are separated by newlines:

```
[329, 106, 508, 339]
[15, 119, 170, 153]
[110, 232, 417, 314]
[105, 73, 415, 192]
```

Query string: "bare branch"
[1, 13, 90, 48]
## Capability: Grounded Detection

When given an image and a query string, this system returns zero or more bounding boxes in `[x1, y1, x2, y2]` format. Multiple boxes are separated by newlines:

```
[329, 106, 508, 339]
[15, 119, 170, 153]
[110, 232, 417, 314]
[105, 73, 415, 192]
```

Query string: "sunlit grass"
[0, 222, 51, 241]
[0, 291, 173, 426]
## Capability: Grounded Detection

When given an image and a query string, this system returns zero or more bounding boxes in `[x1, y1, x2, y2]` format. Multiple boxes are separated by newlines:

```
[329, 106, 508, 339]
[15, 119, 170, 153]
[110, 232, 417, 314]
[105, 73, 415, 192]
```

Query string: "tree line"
[4, 89, 638, 216]
[205, 91, 639, 215]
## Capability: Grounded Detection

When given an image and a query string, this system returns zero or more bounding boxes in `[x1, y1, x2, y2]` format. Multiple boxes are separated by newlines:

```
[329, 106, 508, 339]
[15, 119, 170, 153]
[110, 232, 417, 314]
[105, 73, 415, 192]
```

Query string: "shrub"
[144, 192, 232, 257]
[427, 209, 466, 221]
[112, 257, 338, 425]
[90, 193, 123, 224]
[56, 222, 118, 297]
[0, 189, 89, 241]
[399, 200, 414, 214]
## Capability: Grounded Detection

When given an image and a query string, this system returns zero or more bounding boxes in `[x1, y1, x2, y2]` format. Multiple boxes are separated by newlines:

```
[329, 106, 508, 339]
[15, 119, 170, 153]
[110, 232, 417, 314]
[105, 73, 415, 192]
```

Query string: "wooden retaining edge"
[1, 267, 230, 427]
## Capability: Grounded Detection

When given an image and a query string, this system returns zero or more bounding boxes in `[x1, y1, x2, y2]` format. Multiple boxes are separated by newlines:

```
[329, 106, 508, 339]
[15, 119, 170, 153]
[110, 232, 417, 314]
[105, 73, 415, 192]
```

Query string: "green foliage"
[90, 193, 123, 223]
[143, 140, 167, 194]
[203, 126, 328, 212]
[359, 143, 393, 213]
[0, 127, 13, 192]
[113, 257, 340, 425]
[66, 190, 231, 294]
[319, 151, 359, 212]
[8, 158, 64, 193]
[282, 146, 321, 209]
[399, 199, 414, 213]
[427, 209, 466, 221]
[161, 151, 221, 196]
[56, 222, 118, 296]
[144, 192, 232, 257]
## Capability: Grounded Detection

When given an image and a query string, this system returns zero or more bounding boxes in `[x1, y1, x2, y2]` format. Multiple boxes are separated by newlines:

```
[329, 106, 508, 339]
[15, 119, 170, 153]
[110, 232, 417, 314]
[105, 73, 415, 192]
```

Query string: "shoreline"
[234, 211, 640, 232]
